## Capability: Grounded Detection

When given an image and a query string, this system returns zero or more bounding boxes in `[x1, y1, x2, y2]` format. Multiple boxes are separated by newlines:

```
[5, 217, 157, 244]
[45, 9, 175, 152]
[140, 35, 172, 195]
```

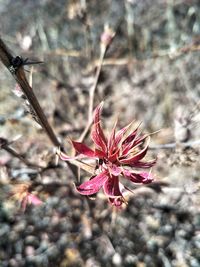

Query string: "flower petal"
[91, 123, 107, 152]
[120, 137, 150, 164]
[109, 197, 124, 207]
[103, 175, 122, 197]
[27, 194, 43, 206]
[122, 133, 148, 156]
[122, 125, 140, 145]
[115, 121, 134, 145]
[76, 171, 108, 195]
[93, 101, 104, 124]
[129, 159, 157, 168]
[91, 103, 107, 151]
[123, 169, 154, 184]
[139, 172, 154, 184]
[72, 141, 95, 157]
[94, 148, 106, 158]
[108, 147, 120, 162]
[109, 164, 122, 176]
[21, 193, 42, 211]
[107, 120, 117, 154]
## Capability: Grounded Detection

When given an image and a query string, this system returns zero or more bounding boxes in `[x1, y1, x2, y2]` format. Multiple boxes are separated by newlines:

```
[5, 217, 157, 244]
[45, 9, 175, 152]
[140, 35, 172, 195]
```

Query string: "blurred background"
[0, 0, 200, 266]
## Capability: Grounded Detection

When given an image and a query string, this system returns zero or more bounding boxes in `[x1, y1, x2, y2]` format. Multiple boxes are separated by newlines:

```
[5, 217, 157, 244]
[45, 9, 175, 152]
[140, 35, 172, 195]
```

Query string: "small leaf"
[76, 171, 108, 195]
[72, 141, 95, 157]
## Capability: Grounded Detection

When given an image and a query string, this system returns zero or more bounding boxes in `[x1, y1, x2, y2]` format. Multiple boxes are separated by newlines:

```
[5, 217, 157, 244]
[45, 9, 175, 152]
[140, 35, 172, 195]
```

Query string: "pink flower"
[61, 102, 156, 206]
[21, 193, 43, 212]
[10, 183, 43, 211]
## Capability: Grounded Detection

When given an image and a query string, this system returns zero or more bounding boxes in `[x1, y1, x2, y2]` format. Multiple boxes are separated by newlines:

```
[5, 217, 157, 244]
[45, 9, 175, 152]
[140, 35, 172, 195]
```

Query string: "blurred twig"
[0, 36, 60, 148]
[0, 36, 91, 176]
[150, 139, 200, 150]
[0, 137, 42, 169]
[78, 26, 115, 142]
[89, 40, 200, 67]
[78, 46, 106, 142]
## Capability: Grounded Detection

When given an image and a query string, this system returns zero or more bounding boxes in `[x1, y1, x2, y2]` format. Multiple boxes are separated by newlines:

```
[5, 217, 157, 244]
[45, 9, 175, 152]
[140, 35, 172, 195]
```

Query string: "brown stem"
[15, 68, 61, 147]
[0, 37, 77, 175]
[5, 145, 42, 169]
[0, 137, 42, 168]
[78, 46, 107, 142]
[0, 37, 60, 147]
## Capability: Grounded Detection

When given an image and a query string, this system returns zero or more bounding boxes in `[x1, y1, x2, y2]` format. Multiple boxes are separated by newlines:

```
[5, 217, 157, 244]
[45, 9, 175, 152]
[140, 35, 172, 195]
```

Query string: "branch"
[0, 36, 81, 176]
[78, 26, 115, 142]
[150, 139, 200, 150]
[0, 37, 60, 147]
[0, 137, 42, 169]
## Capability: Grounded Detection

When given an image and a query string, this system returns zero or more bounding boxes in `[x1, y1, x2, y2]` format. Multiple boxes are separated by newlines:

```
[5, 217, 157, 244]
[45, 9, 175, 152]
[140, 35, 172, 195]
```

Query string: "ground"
[0, 1, 200, 267]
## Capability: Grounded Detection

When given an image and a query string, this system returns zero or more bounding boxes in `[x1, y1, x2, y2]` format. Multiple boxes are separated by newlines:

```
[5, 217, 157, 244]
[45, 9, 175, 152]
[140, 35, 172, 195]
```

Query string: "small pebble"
[25, 246, 35, 256]
[112, 253, 122, 266]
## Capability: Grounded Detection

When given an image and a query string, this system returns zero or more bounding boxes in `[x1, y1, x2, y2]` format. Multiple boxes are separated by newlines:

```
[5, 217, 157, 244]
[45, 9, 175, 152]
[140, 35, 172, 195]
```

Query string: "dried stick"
[0, 137, 42, 169]
[78, 27, 115, 142]
[0, 37, 60, 147]
[150, 139, 200, 150]
[0, 37, 90, 176]
[78, 46, 106, 142]
[89, 40, 200, 68]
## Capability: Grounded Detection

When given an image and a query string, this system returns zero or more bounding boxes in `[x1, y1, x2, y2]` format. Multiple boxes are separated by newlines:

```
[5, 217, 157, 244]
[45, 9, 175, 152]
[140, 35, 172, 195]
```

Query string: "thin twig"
[89, 43, 200, 68]
[78, 26, 115, 142]
[0, 36, 83, 176]
[0, 138, 42, 169]
[150, 140, 200, 150]
[0, 37, 60, 147]
[78, 46, 107, 142]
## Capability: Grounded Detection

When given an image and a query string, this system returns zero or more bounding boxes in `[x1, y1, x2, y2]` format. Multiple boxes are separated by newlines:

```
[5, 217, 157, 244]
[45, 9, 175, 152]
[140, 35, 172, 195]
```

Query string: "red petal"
[115, 122, 133, 145]
[27, 194, 43, 206]
[95, 148, 106, 158]
[109, 197, 124, 207]
[103, 175, 122, 197]
[120, 137, 150, 164]
[72, 141, 95, 157]
[107, 120, 117, 154]
[139, 172, 154, 184]
[129, 159, 156, 168]
[122, 133, 148, 155]
[93, 101, 104, 124]
[76, 171, 108, 195]
[122, 139, 138, 156]
[21, 194, 42, 212]
[123, 169, 154, 184]
[122, 128, 138, 145]
[109, 165, 122, 176]
[91, 123, 107, 151]
[121, 123, 141, 145]
[108, 147, 120, 162]
[91, 103, 107, 151]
